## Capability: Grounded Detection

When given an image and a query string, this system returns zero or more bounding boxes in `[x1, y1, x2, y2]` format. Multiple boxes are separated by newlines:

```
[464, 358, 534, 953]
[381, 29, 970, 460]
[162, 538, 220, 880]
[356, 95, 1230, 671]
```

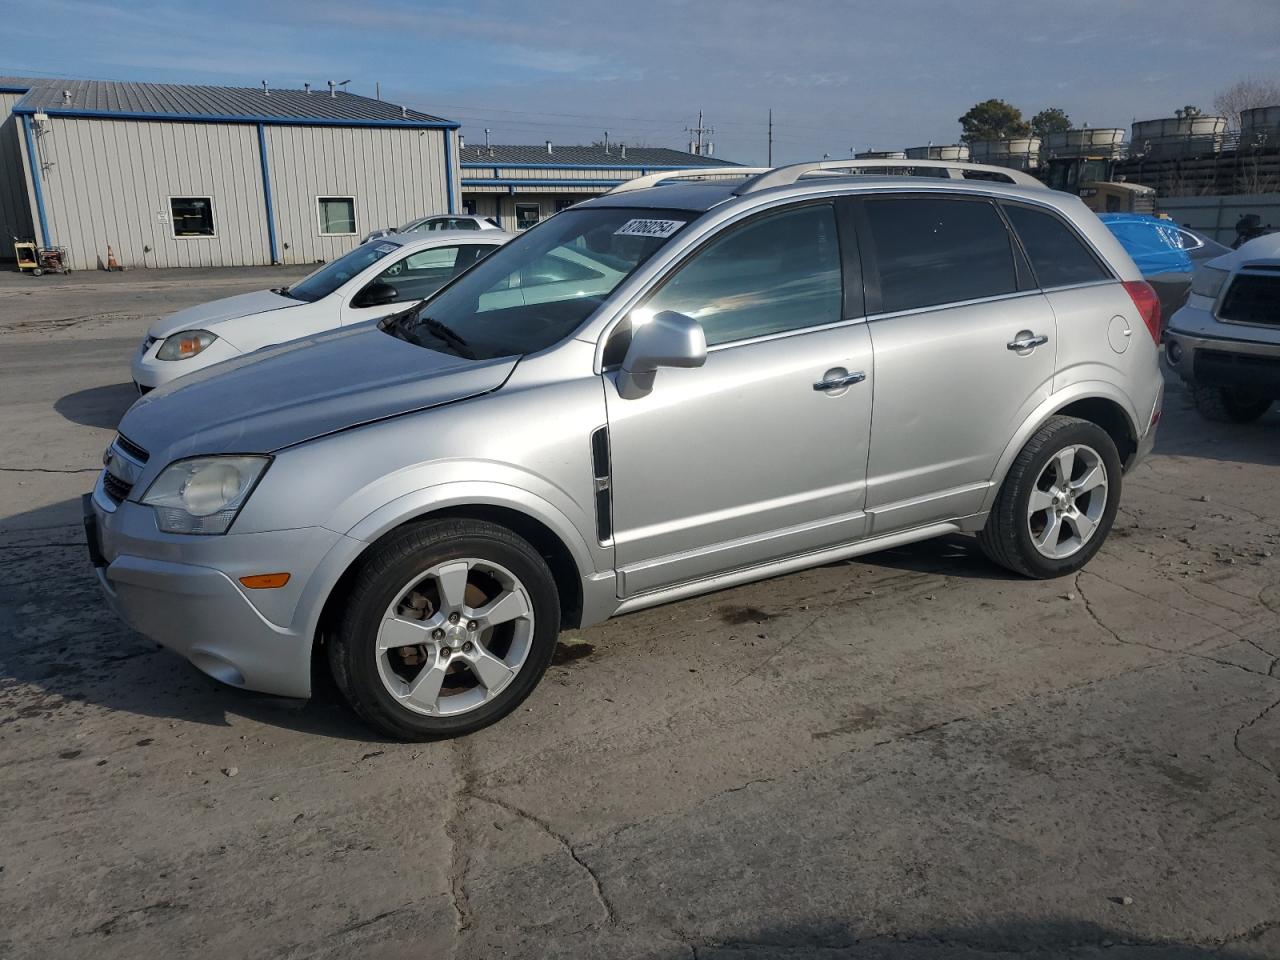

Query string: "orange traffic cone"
[105, 245, 121, 271]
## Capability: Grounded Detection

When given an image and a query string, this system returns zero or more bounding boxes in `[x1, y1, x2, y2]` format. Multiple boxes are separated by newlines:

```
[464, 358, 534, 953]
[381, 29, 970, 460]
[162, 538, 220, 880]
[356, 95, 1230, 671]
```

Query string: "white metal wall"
[0, 92, 35, 255]
[265, 125, 453, 264]
[16, 116, 456, 269]
[28, 117, 269, 270]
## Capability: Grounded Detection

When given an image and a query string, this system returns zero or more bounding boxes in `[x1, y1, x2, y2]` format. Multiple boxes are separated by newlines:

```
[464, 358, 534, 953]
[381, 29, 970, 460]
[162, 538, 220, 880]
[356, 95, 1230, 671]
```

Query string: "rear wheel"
[979, 416, 1121, 579]
[1190, 383, 1273, 423]
[329, 518, 560, 740]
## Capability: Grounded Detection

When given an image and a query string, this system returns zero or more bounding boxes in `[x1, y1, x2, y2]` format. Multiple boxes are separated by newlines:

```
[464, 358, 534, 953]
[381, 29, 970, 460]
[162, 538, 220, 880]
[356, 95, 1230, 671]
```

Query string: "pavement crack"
[1076, 571, 1280, 683]
[446, 739, 473, 951]
[470, 791, 616, 926]
[1233, 697, 1280, 788]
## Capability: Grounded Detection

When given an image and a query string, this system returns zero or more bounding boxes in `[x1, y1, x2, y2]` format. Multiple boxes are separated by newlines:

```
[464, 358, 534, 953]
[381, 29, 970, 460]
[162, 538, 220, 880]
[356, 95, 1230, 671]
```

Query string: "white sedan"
[132, 231, 511, 391]
[362, 214, 502, 243]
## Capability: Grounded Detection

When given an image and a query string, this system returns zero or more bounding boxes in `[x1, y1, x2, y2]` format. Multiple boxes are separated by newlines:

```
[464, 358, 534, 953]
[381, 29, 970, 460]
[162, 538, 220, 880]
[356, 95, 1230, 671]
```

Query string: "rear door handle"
[1007, 333, 1049, 351]
[813, 371, 866, 391]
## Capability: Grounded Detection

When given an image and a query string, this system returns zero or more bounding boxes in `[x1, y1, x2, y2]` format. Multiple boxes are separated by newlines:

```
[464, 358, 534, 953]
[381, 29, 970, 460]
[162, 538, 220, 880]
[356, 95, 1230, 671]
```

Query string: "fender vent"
[590, 426, 612, 543]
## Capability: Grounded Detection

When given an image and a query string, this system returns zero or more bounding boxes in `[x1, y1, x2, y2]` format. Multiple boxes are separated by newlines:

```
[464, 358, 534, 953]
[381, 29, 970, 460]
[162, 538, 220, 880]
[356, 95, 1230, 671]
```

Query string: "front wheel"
[329, 518, 561, 740]
[978, 416, 1122, 579]
[1191, 384, 1273, 423]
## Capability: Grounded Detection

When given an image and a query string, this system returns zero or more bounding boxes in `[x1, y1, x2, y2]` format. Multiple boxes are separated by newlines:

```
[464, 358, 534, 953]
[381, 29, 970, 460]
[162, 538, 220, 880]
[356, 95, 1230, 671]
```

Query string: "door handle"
[1007, 333, 1049, 351]
[813, 371, 866, 391]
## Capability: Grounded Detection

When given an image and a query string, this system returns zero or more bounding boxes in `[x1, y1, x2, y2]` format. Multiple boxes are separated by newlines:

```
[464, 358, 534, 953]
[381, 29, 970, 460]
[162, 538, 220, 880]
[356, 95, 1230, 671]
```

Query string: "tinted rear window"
[865, 197, 1017, 313]
[1004, 204, 1111, 288]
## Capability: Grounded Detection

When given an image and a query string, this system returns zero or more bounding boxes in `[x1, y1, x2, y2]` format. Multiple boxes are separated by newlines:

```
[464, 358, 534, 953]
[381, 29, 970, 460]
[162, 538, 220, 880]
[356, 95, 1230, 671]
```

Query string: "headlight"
[141, 456, 270, 534]
[156, 330, 217, 361]
[1190, 266, 1229, 300]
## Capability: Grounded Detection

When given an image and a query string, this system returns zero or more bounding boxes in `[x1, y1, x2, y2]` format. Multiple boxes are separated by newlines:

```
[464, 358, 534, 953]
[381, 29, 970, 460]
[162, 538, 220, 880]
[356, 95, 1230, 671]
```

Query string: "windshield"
[286, 241, 401, 302]
[383, 207, 695, 359]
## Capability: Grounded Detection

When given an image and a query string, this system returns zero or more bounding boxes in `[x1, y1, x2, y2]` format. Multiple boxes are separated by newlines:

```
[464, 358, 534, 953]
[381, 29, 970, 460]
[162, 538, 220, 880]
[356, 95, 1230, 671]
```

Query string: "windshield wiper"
[417, 317, 476, 359]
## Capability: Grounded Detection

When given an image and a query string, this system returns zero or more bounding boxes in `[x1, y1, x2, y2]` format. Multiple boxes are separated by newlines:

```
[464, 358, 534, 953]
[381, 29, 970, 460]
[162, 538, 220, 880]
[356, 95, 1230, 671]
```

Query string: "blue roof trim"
[460, 162, 713, 171]
[10, 104, 459, 129]
[0, 85, 31, 94]
[460, 178, 625, 187]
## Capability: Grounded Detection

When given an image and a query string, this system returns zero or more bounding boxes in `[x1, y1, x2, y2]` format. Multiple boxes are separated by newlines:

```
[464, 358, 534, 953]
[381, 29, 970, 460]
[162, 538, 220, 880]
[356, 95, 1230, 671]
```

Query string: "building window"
[318, 197, 357, 236]
[515, 202, 540, 231]
[170, 197, 215, 237]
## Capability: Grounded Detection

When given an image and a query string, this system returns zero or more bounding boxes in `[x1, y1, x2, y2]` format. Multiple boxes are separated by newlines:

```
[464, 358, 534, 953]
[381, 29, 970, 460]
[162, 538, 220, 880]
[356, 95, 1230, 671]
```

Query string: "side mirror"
[354, 281, 399, 308]
[617, 310, 707, 399]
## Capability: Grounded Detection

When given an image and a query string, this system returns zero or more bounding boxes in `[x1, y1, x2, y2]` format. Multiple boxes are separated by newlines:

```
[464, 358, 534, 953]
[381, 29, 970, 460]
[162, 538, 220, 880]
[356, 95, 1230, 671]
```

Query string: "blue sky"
[4, 0, 1278, 164]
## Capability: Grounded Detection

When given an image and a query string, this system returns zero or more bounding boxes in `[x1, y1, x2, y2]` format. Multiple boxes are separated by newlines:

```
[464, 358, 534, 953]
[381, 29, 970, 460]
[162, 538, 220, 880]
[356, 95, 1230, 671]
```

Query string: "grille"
[115, 434, 150, 463]
[1218, 273, 1280, 326]
[102, 471, 132, 505]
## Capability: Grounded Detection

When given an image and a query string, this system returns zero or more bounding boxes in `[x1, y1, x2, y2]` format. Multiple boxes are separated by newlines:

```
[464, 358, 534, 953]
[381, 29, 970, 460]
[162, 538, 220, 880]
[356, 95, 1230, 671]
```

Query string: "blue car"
[1099, 213, 1229, 322]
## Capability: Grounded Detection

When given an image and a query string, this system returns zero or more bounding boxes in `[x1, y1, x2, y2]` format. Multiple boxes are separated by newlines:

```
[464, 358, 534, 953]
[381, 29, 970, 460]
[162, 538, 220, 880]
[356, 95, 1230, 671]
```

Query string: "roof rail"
[733, 159, 1045, 194]
[606, 166, 771, 195]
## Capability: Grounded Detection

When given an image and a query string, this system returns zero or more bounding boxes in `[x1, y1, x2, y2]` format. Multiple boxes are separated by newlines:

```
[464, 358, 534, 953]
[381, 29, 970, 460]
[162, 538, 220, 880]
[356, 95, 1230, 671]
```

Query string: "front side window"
[1004, 203, 1110, 289]
[285, 240, 401, 303]
[318, 197, 357, 236]
[170, 197, 214, 237]
[641, 204, 843, 347]
[865, 196, 1017, 313]
[516, 203, 541, 230]
[366, 244, 495, 302]
[382, 207, 693, 359]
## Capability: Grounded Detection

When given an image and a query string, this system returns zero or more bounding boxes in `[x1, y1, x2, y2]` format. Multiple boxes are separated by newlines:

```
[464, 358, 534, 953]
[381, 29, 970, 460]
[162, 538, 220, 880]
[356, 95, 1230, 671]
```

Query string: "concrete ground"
[1, 266, 1277, 960]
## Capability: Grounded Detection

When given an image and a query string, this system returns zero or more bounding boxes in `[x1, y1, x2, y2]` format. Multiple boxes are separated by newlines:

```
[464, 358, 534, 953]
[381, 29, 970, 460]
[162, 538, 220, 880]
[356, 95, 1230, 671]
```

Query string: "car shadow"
[852, 532, 1023, 581]
[0, 495, 384, 743]
[1154, 370, 1280, 467]
[54, 382, 138, 430]
[653, 917, 1269, 957]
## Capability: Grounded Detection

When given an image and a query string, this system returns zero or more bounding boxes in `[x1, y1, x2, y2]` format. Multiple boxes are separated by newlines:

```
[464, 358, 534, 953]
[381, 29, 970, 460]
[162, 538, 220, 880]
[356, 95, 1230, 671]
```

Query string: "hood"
[119, 324, 518, 467]
[1209, 232, 1280, 271]
[149, 289, 299, 339]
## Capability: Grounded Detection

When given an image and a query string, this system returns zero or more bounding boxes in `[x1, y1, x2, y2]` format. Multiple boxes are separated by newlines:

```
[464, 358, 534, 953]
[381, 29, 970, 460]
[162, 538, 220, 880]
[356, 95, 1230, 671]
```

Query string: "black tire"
[31, 267, 42, 277]
[978, 415, 1122, 579]
[1190, 383, 1273, 423]
[329, 518, 560, 741]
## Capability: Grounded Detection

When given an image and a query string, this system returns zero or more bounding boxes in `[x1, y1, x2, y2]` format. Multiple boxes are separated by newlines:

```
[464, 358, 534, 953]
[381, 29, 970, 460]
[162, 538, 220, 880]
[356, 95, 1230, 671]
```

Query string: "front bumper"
[1165, 306, 1280, 396]
[85, 484, 350, 698]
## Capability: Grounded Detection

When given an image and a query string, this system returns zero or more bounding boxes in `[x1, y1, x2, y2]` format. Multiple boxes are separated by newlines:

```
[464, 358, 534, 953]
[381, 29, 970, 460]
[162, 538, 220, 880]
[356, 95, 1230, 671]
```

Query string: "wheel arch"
[983, 384, 1141, 515]
[311, 486, 601, 678]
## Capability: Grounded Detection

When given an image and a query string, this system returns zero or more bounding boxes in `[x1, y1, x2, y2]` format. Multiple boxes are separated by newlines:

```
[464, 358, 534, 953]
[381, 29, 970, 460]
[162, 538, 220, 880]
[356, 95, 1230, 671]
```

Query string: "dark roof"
[0, 76, 455, 128]
[459, 144, 735, 167]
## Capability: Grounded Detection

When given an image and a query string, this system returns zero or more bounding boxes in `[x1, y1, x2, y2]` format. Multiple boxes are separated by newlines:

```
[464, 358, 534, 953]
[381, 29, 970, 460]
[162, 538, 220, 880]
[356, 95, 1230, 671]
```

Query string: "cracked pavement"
[1, 268, 1278, 959]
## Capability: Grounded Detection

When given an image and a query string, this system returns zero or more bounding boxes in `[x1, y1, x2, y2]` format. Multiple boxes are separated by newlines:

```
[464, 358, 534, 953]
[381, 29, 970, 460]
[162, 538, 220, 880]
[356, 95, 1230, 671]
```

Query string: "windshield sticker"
[614, 218, 686, 239]
[374, 243, 398, 254]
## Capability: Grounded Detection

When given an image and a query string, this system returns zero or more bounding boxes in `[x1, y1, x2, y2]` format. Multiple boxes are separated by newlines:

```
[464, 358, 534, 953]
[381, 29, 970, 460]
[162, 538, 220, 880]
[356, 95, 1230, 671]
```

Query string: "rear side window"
[1004, 204, 1110, 288]
[864, 197, 1017, 313]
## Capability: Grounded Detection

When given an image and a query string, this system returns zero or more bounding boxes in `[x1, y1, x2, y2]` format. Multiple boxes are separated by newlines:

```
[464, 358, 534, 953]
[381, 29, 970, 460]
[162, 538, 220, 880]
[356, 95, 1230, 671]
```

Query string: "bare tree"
[1213, 76, 1280, 130]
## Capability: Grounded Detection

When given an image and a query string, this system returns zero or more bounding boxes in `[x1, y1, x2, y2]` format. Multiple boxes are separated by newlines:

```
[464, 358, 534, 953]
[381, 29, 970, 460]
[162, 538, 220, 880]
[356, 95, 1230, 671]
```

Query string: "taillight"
[1123, 280, 1162, 343]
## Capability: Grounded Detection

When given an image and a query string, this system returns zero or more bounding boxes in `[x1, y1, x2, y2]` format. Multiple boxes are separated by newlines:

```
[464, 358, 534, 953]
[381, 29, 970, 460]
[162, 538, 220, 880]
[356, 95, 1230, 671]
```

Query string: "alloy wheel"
[374, 558, 535, 716]
[1026, 444, 1109, 560]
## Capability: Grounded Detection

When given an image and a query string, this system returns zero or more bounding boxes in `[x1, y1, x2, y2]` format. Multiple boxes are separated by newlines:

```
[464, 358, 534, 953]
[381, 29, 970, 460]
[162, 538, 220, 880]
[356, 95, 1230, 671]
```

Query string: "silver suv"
[85, 160, 1164, 740]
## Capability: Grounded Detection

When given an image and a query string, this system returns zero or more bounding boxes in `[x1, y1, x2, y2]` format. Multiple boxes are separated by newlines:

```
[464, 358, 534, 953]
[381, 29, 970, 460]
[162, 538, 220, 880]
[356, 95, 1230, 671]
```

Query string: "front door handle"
[1007, 332, 1049, 352]
[813, 370, 866, 391]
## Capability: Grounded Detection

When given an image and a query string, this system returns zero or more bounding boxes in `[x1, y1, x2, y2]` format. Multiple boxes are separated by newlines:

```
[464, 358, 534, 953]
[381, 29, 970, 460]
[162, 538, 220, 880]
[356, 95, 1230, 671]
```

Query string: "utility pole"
[767, 109, 773, 166]
[686, 109, 713, 156]
[375, 81, 381, 100]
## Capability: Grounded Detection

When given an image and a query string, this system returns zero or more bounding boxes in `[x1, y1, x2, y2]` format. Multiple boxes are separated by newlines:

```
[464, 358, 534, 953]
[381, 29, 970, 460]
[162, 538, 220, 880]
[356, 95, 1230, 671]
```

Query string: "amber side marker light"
[239, 573, 291, 589]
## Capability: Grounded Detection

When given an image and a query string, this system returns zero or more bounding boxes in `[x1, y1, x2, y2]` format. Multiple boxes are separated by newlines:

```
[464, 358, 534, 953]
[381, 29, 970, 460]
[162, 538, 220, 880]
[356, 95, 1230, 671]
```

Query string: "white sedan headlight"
[141, 456, 270, 534]
[156, 329, 218, 360]
[1190, 266, 1229, 300]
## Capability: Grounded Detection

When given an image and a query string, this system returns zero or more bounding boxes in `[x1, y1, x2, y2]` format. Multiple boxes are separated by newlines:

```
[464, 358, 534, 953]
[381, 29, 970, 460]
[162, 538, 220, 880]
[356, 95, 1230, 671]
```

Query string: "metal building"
[1, 77, 459, 269]
[459, 143, 736, 230]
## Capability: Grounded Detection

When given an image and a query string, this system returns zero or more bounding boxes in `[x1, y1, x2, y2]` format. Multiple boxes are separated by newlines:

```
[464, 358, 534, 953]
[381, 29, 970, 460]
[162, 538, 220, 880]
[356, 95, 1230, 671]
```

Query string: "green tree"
[958, 99, 1031, 142]
[1031, 107, 1072, 138]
